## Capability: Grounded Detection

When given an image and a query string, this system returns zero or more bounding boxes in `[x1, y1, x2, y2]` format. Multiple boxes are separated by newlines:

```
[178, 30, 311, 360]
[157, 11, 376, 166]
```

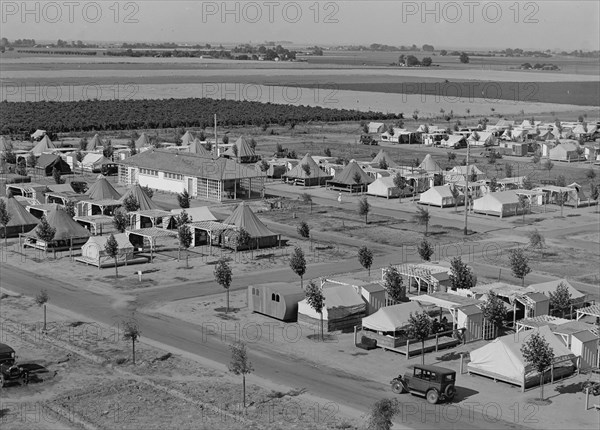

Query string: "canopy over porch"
[125, 227, 178, 262]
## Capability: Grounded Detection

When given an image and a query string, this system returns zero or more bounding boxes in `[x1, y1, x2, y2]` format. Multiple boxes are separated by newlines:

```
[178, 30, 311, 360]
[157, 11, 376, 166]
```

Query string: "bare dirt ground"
[0, 291, 358, 430]
[152, 289, 600, 430]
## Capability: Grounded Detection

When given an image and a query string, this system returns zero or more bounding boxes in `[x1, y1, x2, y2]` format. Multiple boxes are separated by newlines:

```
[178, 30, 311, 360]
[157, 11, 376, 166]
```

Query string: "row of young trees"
[0, 98, 400, 134]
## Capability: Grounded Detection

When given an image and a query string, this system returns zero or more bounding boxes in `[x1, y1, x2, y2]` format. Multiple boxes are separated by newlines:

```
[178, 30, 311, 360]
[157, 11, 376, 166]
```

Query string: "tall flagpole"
[464, 140, 470, 236]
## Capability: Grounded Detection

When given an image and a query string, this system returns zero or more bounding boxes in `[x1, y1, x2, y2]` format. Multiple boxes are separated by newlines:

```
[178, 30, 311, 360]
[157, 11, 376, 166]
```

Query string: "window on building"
[165, 172, 183, 181]
[275, 294, 280, 302]
[140, 168, 158, 176]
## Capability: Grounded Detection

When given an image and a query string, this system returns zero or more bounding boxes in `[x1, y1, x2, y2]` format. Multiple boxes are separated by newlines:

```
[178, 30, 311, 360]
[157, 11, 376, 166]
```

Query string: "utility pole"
[214, 114, 218, 156]
[463, 140, 470, 236]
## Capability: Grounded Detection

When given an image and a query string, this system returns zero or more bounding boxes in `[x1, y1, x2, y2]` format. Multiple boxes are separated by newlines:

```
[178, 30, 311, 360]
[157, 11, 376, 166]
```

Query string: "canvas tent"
[248, 282, 305, 321]
[0, 136, 13, 152]
[298, 284, 366, 332]
[119, 184, 161, 211]
[188, 139, 212, 157]
[467, 325, 577, 391]
[86, 134, 104, 151]
[419, 185, 463, 208]
[135, 133, 151, 148]
[87, 176, 122, 201]
[0, 195, 39, 238]
[170, 207, 216, 223]
[473, 191, 523, 218]
[222, 201, 278, 249]
[439, 135, 467, 148]
[221, 136, 259, 163]
[362, 302, 425, 333]
[35, 154, 71, 176]
[549, 141, 581, 162]
[327, 161, 374, 192]
[77, 233, 139, 268]
[180, 131, 194, 146]
[283, 153, 332, 186]
[418, 154, 443, 173]
[80, 153, 113, 171]
[526, 279, 587, 306]
[22, 207, 91, 250]
[371, 149, 399, 168]
[368, 122, 385, 134]
[31, 135, 56, 156]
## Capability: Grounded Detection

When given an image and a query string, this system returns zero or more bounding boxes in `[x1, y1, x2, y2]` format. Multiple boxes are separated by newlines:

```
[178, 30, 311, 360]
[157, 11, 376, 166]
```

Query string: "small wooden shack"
[248, 282, 305, 322]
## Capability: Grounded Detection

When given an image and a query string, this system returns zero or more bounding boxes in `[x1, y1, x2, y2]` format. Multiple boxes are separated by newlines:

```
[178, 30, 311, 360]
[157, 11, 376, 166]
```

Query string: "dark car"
[70, 181, 88, 194]
[390, 364, 456, 404]
[0, 343, 29, 387]
[360, 135, 378, 145]
[94, 163, 118, 176]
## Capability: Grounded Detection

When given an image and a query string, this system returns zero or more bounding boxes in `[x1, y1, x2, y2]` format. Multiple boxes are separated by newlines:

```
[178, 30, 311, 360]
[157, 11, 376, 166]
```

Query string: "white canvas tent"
[419, 185, 463, 208]
[368, 176, 401, 199]
[298, 284, 366, 332]
[79, 233, 135, 267]
[473, 191, 522, 218]
[467, 325, 576, 390]
[362, 302, 424, 333]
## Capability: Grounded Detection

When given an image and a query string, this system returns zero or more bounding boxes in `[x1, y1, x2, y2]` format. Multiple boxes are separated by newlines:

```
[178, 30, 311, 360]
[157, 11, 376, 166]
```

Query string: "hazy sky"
[2, 1, 598, 51]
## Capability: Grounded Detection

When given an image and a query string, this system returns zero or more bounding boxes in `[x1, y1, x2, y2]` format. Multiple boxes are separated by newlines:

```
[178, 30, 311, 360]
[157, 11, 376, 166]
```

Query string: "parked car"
[360, 135, 378, 145]
[390, 364, 456, 404]
[0, 343, 29, 387]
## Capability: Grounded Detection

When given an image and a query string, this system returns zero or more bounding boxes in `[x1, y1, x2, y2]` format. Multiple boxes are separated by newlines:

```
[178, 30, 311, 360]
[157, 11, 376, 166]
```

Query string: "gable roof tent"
[418, 154, 443, 172]
[371, 149, 399, 168]
[31, 136, 56, 156]
[0, 136, 13, 152]
[467, 325, 576, 391]
[87, 176, 122, 200]
[368, 122, 385, 133]
[86, 134, 104, 151]
[362, 302, 428, 332]
[328, 160, 374, 191]
[180, 131, 194, 145]
[35, 154, 72, 176]
[119, 183, 161, 211]
[419, 184, 464, 208]
[81, 153, 112, 170]
[119, 149, 266, 181]
[170, 207, 216, 222]
[135, 132, 151, 148]
[188, 139, 213, 157]
[223, 201, 275, 238]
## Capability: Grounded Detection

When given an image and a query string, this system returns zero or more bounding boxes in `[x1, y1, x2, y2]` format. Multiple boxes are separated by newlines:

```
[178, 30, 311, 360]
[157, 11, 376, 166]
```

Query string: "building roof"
[87, 176, 122, 200]
[0, 195, 39, 226]
[371, 149, 399, 168]
[223, 202, 276, 238]
[189, 220, 232, 232]
[526, 279, 586, 300]
[478, 190, 520, 205]
[571, 330, 598, 343]
[330, 161, 374, 186]
[119, 184, 161, 211]
[126, 227, 178, 239]
[409, 292, 482, 309]
[362, 302, 427, 332]
[119, 149, 266, 181]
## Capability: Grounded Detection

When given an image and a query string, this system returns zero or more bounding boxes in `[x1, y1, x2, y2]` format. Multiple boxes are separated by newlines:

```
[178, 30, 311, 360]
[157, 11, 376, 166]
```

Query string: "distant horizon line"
[5, 38, 598, 53]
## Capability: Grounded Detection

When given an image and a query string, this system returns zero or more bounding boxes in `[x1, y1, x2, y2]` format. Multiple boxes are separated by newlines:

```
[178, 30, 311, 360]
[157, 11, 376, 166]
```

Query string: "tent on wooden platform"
[119, 184, 161, 211]
[222, 201, 278, 249]
[467, 325, 577, 391]
[0, 195, 39, 238]
[298, 283, 366, 332]
[86, 176, 122, 201]
[283, 153, 332, 186]
[326, 161, 374, 193]
[371, 149, 399, 168]
[22, 207, 91, 250]
[76, 233, 146, 268]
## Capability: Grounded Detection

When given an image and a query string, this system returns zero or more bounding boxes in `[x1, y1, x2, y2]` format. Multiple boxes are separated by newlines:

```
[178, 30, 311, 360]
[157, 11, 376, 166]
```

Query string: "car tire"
[444, 385, 456, 400]
[426, 389, 439, 404]
[391, 380, 406, 394]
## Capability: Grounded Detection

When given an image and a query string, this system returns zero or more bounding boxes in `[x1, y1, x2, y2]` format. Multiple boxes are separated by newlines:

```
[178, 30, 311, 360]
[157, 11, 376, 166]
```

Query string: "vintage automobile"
[390, 364, 456, 404]
[0, 343, 29, 387]
[360, 135, 378, 146]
